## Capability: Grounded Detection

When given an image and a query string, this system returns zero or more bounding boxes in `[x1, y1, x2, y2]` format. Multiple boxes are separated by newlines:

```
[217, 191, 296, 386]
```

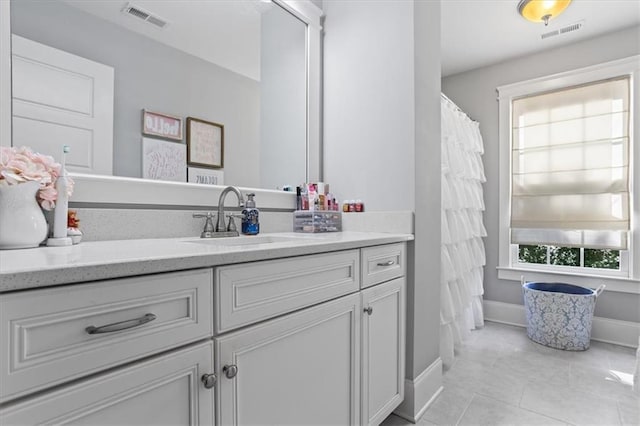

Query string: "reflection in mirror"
[10, 0, 307, 190]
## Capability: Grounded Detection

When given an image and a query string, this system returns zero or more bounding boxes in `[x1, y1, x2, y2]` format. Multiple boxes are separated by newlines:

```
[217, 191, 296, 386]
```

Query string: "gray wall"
[412, 0, 441, 377]
[260, 6, 306, 190]
[310, 0, 323, 11]
[12, 0, 261, 187]
[323, 0, 442, 386]
[323, 0, 415, 211]
[442, 26, 640, 323]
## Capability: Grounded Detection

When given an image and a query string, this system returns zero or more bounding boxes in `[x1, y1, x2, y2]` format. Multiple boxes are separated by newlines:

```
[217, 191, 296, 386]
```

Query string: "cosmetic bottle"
[241, 193, 260, 235]
[309, 188, 317, 211]
[296, 186, 303, 210]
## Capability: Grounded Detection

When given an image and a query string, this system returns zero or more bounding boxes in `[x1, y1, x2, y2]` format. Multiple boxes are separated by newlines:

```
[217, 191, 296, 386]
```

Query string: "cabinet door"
[0, 342, 215, 426]
[216, 293, 361, 426]
[361, 278, 405, 426]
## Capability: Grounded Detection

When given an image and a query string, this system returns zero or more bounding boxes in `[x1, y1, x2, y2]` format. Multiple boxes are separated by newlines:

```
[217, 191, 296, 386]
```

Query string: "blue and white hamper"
[522, 278, 605, 351]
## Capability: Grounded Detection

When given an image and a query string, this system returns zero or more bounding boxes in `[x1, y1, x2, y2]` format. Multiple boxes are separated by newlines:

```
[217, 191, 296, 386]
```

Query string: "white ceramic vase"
[0, 181, 48, 249]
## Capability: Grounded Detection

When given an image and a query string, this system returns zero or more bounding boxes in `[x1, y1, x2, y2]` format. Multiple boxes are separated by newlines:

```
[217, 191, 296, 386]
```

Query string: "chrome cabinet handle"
[223, 364, 238, 379]
[201, 373, 217, 389]
[364, 307, 373, 315]
[85, 313, 157, 335]
[377, 260, 395, 267]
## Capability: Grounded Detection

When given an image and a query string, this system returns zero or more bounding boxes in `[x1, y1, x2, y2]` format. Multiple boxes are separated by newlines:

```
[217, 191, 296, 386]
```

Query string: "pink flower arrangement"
[0, 146, 74, 210]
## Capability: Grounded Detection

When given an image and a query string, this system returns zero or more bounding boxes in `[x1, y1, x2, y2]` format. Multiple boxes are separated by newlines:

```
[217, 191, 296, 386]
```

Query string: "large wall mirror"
[1, 0, 322, 208]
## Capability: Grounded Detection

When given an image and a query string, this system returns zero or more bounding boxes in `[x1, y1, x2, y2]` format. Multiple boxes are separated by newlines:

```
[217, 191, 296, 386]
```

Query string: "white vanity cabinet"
[214, 243, 406, 426]
[0, 341, 215, 425]
[360, 243, 406, 426]
[0, 269, 216, 425]
[361, 278, 405, 425]
[0, 237, 409, 426]
[215, 292, 362, 425]
[0, 268, 213, 403]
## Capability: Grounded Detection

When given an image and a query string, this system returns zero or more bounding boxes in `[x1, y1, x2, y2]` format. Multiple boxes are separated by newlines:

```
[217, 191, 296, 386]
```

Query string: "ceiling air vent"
[540, 20, 584, 40]
[122, 3, 169, 29]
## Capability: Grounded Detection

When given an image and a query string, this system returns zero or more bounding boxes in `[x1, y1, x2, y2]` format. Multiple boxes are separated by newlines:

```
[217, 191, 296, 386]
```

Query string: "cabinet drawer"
[361, 243, 406, 288]
[215, 250, 360, 333]
[0, 268, 213, 403]
[0, 341, 214, 426]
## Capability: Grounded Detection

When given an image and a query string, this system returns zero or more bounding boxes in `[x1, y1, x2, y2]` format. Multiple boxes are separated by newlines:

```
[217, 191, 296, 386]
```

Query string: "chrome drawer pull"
[377, 260, 395, 267]
[85, 313, 157, 335]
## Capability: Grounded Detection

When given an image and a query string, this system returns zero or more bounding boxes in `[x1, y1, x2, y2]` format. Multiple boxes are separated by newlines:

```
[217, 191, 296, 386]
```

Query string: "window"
[497, 56, 639, 288]
[518, 245, 620, 270]
[512, 77, 630, 275]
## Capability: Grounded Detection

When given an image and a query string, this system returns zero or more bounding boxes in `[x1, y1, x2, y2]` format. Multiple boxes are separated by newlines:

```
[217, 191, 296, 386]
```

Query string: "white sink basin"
[183, 235, 314, 247]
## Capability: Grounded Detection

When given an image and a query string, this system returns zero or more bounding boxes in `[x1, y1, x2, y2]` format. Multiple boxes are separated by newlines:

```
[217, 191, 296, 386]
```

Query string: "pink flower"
[0, 146, 74, 210]
[38, 184, 58, 211]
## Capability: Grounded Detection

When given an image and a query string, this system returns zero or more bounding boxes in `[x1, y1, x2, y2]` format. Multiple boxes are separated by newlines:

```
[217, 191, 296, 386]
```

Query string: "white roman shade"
[511, 77, 630, 250]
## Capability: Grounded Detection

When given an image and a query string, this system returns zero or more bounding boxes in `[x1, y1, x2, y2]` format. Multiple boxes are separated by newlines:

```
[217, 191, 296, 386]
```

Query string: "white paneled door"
[11, 35, 114, 174]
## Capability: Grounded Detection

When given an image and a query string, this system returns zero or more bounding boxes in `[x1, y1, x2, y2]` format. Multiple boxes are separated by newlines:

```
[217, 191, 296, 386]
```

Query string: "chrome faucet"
[216, 186, 245, 235]
[193, 186, 245, 238]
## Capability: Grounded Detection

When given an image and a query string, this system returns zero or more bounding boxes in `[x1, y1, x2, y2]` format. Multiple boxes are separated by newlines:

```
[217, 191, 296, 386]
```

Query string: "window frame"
[497, 55, 640, 293]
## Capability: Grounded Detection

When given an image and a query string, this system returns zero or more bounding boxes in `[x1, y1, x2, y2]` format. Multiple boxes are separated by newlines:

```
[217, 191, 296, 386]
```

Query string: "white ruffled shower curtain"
[440, 94, 487, 370]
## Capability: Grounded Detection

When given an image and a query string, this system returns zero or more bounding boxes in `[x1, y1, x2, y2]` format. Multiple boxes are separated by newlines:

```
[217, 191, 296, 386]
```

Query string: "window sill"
[497, 266, 640, 294]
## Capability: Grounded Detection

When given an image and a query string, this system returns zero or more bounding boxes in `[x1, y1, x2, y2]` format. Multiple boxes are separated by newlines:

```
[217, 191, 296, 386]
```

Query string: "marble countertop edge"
[0, 232, 414, 292]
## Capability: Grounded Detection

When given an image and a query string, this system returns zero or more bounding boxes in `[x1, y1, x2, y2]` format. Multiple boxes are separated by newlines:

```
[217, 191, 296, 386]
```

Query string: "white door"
[361, 278, 406, 426]
[0, 341, 215, 425]
[216, 293, 361, 426]
[11, 35, 114, 174]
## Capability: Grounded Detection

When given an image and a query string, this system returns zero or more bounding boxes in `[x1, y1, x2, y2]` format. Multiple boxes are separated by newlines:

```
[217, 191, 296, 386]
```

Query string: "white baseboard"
[483, 300, 640, 349]
[393, 358, 443, 423]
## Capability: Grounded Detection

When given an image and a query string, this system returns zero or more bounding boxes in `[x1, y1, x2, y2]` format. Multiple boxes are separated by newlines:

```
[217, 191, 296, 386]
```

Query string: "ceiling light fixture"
[518, 0, 572, 26]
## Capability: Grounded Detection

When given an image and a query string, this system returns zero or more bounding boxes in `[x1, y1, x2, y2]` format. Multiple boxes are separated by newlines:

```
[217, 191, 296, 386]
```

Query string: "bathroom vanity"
[0, 232, 410, 425]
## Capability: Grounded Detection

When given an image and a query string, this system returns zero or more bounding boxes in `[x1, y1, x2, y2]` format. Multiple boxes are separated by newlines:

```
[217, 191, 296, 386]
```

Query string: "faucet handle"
[193, 212, 216, 238]
[193, 212, 214, 218]
[226, 214, 245, 233]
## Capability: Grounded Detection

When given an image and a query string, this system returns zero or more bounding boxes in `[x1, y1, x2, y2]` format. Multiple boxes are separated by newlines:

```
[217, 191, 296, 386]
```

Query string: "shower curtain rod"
[441, 92, 477, 123]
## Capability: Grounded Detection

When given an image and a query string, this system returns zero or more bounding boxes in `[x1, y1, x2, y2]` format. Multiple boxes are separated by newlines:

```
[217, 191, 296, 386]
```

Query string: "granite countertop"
[0, 232, 414, 292]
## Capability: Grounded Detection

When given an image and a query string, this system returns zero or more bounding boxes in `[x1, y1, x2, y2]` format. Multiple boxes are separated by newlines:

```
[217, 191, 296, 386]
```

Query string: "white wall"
[323, 0, 415, 211]
[442, 26, 640, 323]
[323, 1, 442, 418]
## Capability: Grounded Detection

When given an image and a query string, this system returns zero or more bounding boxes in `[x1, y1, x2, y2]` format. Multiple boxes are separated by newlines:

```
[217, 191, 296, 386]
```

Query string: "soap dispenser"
[241, 193, 260, 235]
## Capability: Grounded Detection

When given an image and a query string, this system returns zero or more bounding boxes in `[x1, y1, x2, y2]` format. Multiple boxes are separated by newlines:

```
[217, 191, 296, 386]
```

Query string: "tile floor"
[381, 321, 639, 426]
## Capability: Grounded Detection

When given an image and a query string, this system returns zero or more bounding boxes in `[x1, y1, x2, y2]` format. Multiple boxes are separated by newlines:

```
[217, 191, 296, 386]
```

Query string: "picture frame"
[142, 109, 183, 141]
[142, 137, 187, 182]
[187, 167, 224, 185]
[186, 117, 224, 169]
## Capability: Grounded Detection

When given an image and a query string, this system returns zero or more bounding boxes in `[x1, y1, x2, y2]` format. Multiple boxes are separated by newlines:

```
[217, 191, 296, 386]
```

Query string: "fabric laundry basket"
[522, 278, 605, 351]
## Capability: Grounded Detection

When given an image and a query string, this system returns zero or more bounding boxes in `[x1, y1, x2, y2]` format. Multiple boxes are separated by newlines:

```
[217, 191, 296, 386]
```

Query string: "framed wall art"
[142, 109, 183, 141]
[187, 167, 224, 185]
[186, 117, 224, 169]
[142, 137, 186, 182]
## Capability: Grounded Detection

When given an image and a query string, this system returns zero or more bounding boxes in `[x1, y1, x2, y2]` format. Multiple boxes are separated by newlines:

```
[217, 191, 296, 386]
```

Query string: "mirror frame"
[0, 0, 323, 210]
